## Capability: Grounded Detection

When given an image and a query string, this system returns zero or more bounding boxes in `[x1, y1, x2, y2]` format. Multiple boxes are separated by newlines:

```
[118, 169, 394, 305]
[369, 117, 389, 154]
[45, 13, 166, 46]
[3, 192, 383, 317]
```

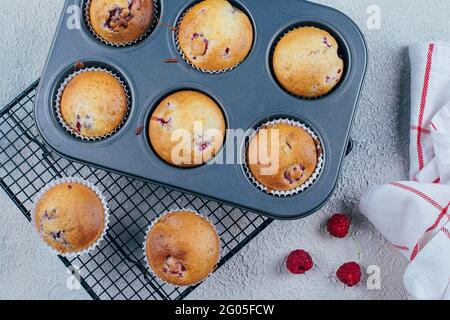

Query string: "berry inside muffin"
[145, 211, 220, 286]
[89, 0, 155, 44]
[247, 123, 319, 192]
[273, 26, 344, 98]
[59, 70, 128, 138]
[148, 90, 226, 167]
[177, 0, 253, 71]
[34, 183, 105, 254]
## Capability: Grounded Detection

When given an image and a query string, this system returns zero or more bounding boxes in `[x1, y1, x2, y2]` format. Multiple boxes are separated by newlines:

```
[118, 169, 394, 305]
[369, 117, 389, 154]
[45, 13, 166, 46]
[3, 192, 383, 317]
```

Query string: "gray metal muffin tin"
[35, 0, 367, 220]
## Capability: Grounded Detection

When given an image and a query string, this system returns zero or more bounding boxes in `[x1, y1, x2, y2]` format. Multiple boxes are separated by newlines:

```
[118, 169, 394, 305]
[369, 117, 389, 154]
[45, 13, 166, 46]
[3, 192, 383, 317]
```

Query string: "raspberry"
[323, 37, 332, 48]
[336, 262, 361, 287]
[286, 249, 313, 274]
[327, 213, 351, 238]
[191, 33, 209, 57]
[284, 164, 305, 184]
[154, 117, 172, 127]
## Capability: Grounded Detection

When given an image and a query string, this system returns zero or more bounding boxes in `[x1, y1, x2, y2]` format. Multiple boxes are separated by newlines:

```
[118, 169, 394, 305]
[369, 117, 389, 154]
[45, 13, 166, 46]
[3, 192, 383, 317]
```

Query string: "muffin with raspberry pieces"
[59, 70, 128, 138]
[177, 0, 253, 71]
[89, 0, 155, 44]
[145, 210, 220, 286]
[247, 123, 319, 192]
[149, 90, 226, 167]
[273, 26, 344, 98]
[34, 182, 107, 255]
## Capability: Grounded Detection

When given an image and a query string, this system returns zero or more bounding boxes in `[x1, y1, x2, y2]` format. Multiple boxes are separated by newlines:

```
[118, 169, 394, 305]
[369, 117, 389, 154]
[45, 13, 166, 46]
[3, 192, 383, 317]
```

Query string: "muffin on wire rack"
[88, 0, 155, 45]
[144, 210, 220, 287]
[177, 0, 254, 72]
[33, 178, 109, 256]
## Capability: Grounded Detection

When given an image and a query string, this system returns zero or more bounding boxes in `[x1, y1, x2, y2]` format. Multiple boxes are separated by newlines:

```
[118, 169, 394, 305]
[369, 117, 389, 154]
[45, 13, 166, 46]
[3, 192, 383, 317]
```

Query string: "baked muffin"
[145, 211, 220, 286]
[273, 26, 344, 98]
[89, 0, 154, 44]
[149, 90, 226, 167]
[177, 0, 253, 71]
[247, 123, 318, 192]
[60, 70, 128, 138]
[34, 182, 106, 254]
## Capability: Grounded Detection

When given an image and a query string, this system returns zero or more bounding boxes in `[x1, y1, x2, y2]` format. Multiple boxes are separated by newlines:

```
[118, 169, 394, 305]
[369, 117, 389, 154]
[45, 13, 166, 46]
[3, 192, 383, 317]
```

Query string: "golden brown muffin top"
[60, 71, 128, 138]
[247, 123, 319, 192]
[89, 0, 154, 44]
[145, 211, 220, 286]
[178, 0, 253, 71]
[273, 26, 344, 98]
[149, 90, 226, 167]
[35, 183, 105, 254]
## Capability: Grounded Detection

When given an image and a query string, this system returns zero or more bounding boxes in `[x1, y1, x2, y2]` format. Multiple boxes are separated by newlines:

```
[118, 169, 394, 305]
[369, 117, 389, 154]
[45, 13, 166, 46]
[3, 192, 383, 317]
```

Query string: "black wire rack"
[0, 80, 273, 300]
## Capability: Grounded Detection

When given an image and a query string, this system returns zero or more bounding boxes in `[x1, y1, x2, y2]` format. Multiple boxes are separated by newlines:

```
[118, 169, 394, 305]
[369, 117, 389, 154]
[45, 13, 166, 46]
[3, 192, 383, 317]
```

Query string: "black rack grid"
[0, 80, 273, 300]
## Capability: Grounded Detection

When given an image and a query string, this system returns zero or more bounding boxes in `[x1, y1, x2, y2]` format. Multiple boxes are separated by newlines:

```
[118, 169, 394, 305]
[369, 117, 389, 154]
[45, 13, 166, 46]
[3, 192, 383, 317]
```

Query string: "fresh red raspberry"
[336, 262, 361, 287]
[327, 213, 351, 238]
[286, 249, 313, 274]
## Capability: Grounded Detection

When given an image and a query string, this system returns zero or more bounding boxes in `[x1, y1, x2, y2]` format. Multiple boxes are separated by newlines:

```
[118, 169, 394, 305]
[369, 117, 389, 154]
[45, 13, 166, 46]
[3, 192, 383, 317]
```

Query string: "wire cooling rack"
[0, 80, 273, 300]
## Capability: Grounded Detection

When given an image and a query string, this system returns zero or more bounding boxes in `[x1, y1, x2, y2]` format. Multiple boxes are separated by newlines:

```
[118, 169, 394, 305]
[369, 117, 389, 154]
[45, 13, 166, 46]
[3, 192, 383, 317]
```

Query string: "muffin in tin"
[273, 26, 344, 98]
[59, 70, 128, 138]
[149, 90, 226, 167]
[247, 123, 319, 192]
[177, 0, 254, 72]
[34, 182, 106, 254]
[145, 210, 220, 286]
[89, 0, 155, 45]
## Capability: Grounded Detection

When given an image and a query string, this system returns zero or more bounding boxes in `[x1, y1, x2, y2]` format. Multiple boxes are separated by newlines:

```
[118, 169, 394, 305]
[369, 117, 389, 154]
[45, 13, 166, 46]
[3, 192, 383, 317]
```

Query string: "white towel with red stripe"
[359, 42, 450, 300]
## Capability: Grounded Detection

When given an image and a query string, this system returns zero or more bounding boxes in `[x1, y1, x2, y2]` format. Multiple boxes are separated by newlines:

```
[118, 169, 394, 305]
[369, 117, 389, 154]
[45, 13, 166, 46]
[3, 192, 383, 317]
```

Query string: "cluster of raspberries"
[286, 213, 362, 287]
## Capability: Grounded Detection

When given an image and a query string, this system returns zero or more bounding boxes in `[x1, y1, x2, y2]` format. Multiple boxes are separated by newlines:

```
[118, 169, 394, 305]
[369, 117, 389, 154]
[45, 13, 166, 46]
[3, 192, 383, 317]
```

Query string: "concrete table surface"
[1, 0, 448, 300]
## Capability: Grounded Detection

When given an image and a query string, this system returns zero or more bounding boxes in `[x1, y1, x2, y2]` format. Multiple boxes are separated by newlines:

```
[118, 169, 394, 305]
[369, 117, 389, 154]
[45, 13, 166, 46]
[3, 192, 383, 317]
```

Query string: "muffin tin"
[34, 0, 367, 220]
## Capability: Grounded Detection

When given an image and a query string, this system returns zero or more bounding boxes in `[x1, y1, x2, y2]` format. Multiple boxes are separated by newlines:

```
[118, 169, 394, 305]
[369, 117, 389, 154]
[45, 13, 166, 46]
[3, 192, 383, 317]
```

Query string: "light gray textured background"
[1, 0, 448, 300]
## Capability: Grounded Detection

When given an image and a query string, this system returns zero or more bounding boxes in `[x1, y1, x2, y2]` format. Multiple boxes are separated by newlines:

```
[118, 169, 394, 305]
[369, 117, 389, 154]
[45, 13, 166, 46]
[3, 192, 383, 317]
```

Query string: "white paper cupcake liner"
[271, 26, 345, 100]
[31, 177, 110, 258]
[243, 118, 325, 197]
[55, 67, 131, 141]
[83, 0, 160, 47]
[142, 208, 221, 288]
[174, 6, 244, 74]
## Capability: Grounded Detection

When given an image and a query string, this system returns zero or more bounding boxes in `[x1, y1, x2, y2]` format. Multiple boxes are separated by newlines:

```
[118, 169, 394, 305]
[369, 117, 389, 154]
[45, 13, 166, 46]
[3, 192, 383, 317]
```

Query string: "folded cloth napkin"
[359, 41, 450, 300]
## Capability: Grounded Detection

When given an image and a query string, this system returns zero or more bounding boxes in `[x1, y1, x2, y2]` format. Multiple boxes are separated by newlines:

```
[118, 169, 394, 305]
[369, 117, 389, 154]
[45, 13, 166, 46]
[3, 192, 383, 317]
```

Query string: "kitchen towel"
[359, 41, 450, 300]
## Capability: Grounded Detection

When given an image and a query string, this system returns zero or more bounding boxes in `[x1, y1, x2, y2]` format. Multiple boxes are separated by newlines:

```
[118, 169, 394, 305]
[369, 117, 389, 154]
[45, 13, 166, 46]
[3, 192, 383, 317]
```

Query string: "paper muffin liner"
[243, 118, 325, 197]
[31, 177, 110, 258]
[174, 5, 245, 74]
[83, 0, 160, 47]
[142, 208, 221, 288]
[271, 26, 345, 100]
[55, 67, 131, 141]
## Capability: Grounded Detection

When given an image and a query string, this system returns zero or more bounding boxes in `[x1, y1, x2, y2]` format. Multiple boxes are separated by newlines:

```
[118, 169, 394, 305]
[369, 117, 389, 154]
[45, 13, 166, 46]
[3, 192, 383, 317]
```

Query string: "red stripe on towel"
[442, 227, 450, 240]
[410, 125, 431, 135]
[391, 244, 410, 251]
[416, 43, 435, 170]
[410, 243, 420, 261]
[390, 182, 444, 211]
